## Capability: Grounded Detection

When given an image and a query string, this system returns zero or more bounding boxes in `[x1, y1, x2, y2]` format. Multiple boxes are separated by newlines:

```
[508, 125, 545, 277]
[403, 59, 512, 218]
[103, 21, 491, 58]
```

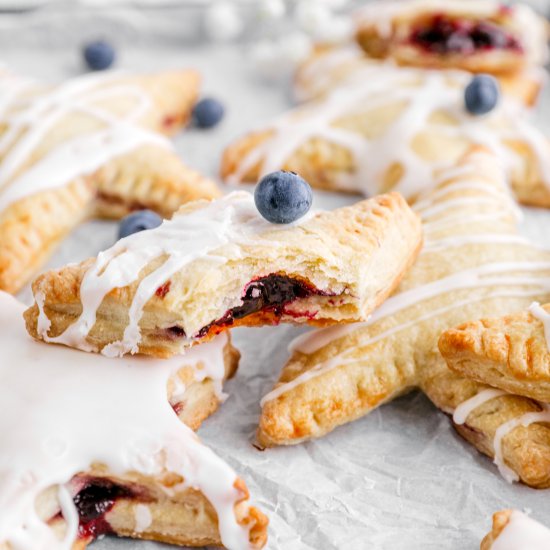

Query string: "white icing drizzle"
[134, 504, 153, 533]
[493, 404, 550, 483]
[264, 287, 550, 406]
[0, 292, 251, 550]
[491, 510, 550, 550]
[288, 261, 550, 357]
[263, 153, 550, 409]
[453, 388, 507, 425]
[35, 192, 284, 356]
[0, 69, 170, 214]
[528, 301, 550, 351]
[229, 59, 550, 198]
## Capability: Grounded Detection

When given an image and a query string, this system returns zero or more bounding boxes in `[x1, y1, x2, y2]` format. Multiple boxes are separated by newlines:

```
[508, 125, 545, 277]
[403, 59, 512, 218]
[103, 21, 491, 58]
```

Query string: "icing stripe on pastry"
[0, 291, 255, 549]
[492, 404, 550, 483]
[452, 388, 507, 425]
[0, 70, 171, 213]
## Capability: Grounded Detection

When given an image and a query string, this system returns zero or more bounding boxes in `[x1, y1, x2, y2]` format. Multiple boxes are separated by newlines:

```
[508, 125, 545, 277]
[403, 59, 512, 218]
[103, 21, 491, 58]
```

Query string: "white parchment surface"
[7, 38, 550, 550]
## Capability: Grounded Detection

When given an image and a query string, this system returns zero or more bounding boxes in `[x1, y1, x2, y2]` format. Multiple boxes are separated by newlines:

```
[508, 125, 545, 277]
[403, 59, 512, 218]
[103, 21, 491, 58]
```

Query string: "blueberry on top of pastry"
[24, 190, 421, 357]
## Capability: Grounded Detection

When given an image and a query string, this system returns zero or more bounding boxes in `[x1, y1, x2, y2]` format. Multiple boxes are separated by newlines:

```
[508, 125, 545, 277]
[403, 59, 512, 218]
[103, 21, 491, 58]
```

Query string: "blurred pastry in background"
[354, 0, 549, 75]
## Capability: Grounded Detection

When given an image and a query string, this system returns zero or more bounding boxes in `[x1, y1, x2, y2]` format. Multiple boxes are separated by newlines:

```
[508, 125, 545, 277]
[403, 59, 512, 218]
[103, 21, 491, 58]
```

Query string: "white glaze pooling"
[491, 510, 550, 549]
[529, 301, 550, 351]
[36, 192, 282, 356]
[0, 69, 170, 214]
[230, 60, 549, 198]
[0, 292, 251, 550]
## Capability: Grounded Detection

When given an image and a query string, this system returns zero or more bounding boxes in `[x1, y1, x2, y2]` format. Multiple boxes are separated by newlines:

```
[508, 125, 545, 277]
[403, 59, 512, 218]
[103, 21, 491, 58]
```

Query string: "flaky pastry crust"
[440, 305, 550, 403]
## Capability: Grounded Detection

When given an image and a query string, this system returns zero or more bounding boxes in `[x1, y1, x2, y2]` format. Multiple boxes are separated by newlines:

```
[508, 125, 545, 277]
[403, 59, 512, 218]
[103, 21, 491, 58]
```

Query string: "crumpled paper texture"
[8, 37, 550, 550]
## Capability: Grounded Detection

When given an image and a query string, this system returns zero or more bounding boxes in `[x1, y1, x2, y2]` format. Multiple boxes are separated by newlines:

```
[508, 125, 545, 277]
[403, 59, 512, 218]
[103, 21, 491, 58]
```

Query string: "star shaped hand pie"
[354, 0, 549, 75]
[481, 510, 550, 549]
[23, 190, 421, 357]
[0, 68, 220, 294]
[258, 148, 550, 488]
[0, 291, 267, 549]
[221, 59, 550, 208]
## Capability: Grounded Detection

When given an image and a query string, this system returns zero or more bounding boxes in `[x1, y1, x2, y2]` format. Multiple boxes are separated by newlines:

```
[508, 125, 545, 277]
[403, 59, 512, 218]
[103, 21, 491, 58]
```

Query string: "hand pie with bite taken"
[222, 61, 550, 208]
[257, 148, 550, 489]
[0, 291, 267, 550]
[481, 510, 550, 549]
[24, 190, 421, 358]
[354, 0, 549, 75]
[0, 68, 219, 295]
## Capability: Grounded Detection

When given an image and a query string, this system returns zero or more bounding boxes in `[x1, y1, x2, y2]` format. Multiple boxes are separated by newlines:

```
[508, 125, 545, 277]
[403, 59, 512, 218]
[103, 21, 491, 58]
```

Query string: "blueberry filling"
[73, 479, 132, 539]
[410, 15, 522, 55]
[195, 274, 327, 338]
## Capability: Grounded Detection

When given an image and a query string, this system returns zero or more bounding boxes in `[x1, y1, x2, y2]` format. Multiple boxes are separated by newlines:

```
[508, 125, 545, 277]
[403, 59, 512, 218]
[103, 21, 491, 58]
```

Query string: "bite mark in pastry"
[257, 148, 550, 488]
[481, 510, 550, 549]
[354, 0, 549, 75]
[0, 291, 267, 549]
[24, 190, 422, 358]
[222, 60, 550, 207]
[0, 68, 219, 294]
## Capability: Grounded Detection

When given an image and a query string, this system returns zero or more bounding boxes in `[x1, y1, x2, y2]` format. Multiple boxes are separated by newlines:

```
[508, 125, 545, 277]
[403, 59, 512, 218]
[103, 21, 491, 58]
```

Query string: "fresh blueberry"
[118, 210, 162, 239]
[464, 74, 500, 115]
[192, 98, 225, 128]
[254, 171, 313, 224]
[83, 40, 116, 71]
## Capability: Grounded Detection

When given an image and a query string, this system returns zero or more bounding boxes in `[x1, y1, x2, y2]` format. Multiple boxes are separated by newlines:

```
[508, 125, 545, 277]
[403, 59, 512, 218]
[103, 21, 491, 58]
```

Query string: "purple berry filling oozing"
[409, 15, 522, 55]
[73, 478, 133, 539]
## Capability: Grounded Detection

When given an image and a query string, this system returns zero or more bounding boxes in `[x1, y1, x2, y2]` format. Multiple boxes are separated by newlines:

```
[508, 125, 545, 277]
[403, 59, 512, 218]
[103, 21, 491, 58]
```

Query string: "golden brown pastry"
[24, 190, 421, 358]
[222, 60, 550, 207]
[0, 291, 267, 549]
[0, 68, 219, 295]
[481, 509, 550, 549]
[257, 148, 550, 488]
[294, 44, 543, 105]
[354, 0, 549, 75]
[440, 303, 550, 403]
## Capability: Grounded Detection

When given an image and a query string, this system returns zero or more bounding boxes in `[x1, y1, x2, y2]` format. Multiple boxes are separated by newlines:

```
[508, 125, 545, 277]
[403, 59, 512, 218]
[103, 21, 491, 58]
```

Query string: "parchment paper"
[7, 29, 550, 550]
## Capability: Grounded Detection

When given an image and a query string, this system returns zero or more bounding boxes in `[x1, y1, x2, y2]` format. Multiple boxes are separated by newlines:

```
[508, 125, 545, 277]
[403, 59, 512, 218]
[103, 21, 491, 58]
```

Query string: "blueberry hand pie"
[354, 0, 548, 75]
[0, 68, 219, 294]
[0, 291, 267, 549]
[257, 149, 550, 488]
[222, 61, 550, 207]
[24, 190, 421, 358]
